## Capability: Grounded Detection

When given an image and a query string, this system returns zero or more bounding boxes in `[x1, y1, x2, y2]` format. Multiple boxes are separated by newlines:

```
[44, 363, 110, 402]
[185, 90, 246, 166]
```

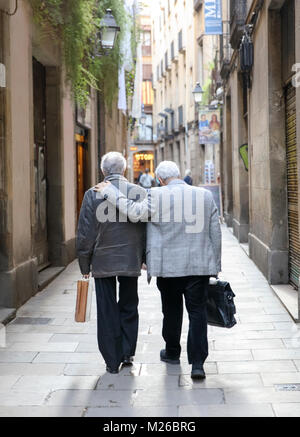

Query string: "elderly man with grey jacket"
[95, 161, 222, 379]
[76, 152, 146, 374]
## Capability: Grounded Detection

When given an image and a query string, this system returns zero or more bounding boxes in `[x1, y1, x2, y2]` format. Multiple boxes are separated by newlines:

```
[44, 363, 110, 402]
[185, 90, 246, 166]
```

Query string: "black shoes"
[191, 364, 206, 380]
[106, 356, 134, 373]
[122, 356, 134, 366]
[106, 366, 119, 374]
[160, 349, 180, 365]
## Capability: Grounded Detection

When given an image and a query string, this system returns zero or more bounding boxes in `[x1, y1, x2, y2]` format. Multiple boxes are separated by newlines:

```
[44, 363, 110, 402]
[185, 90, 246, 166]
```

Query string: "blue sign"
[204, 0, 223, 35]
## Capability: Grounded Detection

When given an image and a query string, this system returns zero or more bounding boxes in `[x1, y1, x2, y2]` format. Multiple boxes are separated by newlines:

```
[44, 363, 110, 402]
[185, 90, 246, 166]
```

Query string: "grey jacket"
[101, 179, 222, 278]
[76, 174, 146, 278]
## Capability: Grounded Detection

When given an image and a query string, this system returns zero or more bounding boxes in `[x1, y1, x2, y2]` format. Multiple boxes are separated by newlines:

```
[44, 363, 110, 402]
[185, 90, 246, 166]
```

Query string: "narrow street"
[0, 226, 300, 417]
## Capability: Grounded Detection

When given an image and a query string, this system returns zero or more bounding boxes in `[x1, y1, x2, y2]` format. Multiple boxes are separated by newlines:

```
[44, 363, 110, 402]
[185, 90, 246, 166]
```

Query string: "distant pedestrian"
[139, 168, 154, 189]
[184, 169, 193, 186]
[76, 152, 147, 374]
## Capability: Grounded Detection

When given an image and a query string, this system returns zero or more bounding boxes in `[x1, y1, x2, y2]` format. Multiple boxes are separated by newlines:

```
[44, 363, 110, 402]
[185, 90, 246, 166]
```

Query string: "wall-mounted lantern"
[95, 9, 120, 56]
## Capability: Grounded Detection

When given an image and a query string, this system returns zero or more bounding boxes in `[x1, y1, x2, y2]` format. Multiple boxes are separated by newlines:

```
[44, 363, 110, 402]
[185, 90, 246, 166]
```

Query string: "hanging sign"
[204, 0, 223, 35]
[199, 109, 221, 144]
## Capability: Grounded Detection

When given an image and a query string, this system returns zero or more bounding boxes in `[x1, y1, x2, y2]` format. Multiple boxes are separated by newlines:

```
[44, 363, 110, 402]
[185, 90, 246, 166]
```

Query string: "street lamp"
[99, 9, 120, 51]
[192, 82, 204, 105]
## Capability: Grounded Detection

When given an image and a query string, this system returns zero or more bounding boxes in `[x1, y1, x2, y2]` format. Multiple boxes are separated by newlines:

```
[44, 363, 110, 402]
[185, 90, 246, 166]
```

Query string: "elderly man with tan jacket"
[94, 160, 222, 379]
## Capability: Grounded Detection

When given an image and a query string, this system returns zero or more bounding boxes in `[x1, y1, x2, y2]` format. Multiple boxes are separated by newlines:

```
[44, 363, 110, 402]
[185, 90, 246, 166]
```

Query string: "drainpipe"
[97, 91, 101, 181]
[97, 92, 106, 182]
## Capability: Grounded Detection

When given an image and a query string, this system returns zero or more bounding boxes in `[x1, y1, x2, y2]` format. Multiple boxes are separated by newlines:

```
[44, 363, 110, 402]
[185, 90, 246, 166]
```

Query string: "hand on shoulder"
[93, 181, 111, 192]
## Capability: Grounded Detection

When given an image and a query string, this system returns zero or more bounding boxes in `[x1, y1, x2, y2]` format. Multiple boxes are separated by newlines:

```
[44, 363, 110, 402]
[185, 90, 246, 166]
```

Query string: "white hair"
[185, 169, 191, 176]
[155, 161, 180, 181]
[101, 151, 126, 176]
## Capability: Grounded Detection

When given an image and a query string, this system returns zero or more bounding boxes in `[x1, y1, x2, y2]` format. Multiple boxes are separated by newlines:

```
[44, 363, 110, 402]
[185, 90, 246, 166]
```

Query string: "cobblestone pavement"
[1, 225, 300, 417]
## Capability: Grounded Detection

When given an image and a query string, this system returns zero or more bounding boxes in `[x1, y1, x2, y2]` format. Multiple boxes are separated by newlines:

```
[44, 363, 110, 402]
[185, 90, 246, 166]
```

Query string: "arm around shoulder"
[100, 183, 156, 222]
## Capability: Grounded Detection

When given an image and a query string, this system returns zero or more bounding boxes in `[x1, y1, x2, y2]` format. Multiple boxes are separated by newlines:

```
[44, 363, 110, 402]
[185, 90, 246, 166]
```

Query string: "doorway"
[133, 151, 154, 183]
[76, 133, 89, 219]
[33, 57, 48, 269]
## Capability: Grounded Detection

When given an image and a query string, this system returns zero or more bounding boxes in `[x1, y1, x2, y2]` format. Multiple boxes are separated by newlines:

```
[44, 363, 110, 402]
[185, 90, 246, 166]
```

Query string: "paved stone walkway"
[1, 226, 300, 417]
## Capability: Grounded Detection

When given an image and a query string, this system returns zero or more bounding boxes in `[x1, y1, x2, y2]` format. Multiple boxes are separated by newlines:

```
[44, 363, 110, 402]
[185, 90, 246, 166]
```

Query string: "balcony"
[142, 45, 151, 57]
[171, 41, 178, 64]
[230, 0, 247, 49]
[156, 65, 160, 83]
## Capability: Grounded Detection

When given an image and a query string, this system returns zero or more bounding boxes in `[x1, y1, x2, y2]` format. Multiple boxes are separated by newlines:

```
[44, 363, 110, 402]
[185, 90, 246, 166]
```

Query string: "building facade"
[127, 2, 155, 184]
[151, 0, 221, 185]
[0, 1, 127, 314]
[221, 0, 300, 319]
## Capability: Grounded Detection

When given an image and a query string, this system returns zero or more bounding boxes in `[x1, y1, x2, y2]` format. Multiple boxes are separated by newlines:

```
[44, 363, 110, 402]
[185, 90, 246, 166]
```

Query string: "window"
[142, 31, 151, 46]
[178, 105, 183, 126]
[176, 141, 181, 166]
[171, 41, 174, 60]
[178, 29, 183, 51]
[143, 65, 152, 81]
[169, 143, 174, 160]
[171, 111, 175, 130]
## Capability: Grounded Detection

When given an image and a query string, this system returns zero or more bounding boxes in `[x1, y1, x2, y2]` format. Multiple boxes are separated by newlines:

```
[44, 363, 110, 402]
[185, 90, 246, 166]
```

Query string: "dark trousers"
[157, 276, 209, 365]
[94, 276, 139, 369]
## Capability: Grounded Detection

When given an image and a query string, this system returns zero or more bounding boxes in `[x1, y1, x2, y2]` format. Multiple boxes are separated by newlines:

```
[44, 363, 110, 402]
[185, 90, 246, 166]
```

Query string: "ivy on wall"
[29, 0, 137, 108]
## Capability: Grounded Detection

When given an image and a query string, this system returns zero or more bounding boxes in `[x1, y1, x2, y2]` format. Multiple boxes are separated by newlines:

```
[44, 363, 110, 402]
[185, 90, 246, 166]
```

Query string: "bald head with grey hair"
[101, 152, 127, 176]
[155, 161, 181, 184]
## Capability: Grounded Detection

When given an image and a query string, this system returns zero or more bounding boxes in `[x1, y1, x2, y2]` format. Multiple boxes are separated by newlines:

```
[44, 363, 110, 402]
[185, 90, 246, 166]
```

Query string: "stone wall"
[222, 0, 294, 285]
[0, 2, 99, 308]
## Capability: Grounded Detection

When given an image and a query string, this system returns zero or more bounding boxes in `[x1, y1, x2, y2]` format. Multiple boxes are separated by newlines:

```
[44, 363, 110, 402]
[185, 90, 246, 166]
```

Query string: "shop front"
[133, 150, 155, 183]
